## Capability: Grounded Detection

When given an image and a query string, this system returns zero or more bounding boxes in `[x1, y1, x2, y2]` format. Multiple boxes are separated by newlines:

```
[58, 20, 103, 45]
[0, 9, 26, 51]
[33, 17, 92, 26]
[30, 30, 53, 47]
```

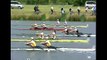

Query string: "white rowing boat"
[36, 24, 89, 28]
[11, 48, 95, 52]
[57, 34, 96, 37]
[12, 34, 96, 37]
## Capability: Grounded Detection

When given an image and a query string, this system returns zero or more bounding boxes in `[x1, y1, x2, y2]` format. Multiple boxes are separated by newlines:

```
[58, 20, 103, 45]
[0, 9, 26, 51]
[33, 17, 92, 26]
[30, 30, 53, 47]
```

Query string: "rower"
[25, 37, 36, 48]
[40, 32, 45, 39]
[74, 27, 79, 34]
[64, 19, 67, 26]
[41, 37, 56, 49]
[33, 23, 38, 29]
[49, 30, 57, 39]
[69, 27, 74, 32]
[53, 31, 57, 39]
[41, 22, 47, 29]
[56, 19, 60, 25]
[69, 27, 73, 30]
[38, 32, 45, 39]
[26, 37, 43, 49]
[63, 27, 69, 35]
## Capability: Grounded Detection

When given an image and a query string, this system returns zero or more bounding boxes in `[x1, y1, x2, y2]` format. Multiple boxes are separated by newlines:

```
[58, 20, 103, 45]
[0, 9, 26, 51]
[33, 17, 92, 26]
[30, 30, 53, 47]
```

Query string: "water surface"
[11, 20, 96, 60]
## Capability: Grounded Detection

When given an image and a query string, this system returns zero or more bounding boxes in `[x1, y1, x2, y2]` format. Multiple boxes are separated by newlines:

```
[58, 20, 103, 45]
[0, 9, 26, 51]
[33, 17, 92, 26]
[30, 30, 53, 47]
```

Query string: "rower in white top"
[64, 19, 68, 26]
[68, 27, 79, 35]
[69, 27, 74, 32]
[32, 22, 38, 28]
[34, 23, 38, 28]
[41, 22, 47, 29]
[62, 27, 80, 35]
[62, 27, 69, 35]
[64, 27, 68, 31]
[48, 30, 56, 39]
[38, 32, 45, 39]
[56, 19, 60, 26]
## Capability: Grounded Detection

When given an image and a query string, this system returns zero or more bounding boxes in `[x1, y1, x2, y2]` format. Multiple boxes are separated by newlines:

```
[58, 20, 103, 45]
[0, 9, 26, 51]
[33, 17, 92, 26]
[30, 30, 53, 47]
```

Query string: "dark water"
[11, 20, 96, 60]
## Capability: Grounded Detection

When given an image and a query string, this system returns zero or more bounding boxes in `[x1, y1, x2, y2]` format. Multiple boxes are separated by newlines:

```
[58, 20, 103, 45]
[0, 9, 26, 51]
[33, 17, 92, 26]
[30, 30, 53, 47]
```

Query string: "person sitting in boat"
[69, 27, 74, 32]
[38, 32, 45, 39]
[56, 19, 60, 26]
[52, 30, 57, 39]
[32, 23, 38, 29]
[74, 27, 79, 34]
[48, 30, 56, 39]
[64, 19, 67, 26]
[41, 22, 47, 29]
[62, 27, 69, 35]
[25, 37, 36, 48]
[26, 37, 43, 49]
[41, 37, 56, 49]
[43, 40, 52, 48]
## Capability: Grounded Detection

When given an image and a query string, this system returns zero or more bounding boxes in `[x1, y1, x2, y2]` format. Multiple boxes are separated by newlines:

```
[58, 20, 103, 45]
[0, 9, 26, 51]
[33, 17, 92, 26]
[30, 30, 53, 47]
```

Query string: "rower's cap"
[31, 37, 34, 39]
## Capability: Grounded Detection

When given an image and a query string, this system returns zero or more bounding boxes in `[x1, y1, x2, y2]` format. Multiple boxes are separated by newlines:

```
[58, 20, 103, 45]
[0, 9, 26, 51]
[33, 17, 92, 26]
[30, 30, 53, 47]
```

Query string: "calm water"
[11, 20, 96, 60]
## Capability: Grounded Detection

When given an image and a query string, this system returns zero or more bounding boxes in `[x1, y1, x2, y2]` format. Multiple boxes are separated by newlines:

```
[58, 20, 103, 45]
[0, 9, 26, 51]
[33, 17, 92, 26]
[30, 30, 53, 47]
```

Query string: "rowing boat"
[68, 24, 88, 28]
[12, 33, 96, 37]
[57, 34, 96, 37]
[16, 24, 88, 31]
[31, 24, 88, 28]
[38, 24, 88, 28]
[11, 48, 95, 52]
[12, 23, 88, 28]
[63, 32, 96, 37]
[11, 39, 89, 43]
[45, 24, 88, 28]
[16, 27, 64, 31]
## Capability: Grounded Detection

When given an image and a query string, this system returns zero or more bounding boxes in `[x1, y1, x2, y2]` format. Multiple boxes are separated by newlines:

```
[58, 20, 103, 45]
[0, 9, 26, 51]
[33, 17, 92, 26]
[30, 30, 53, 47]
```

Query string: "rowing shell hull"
[11, 48, 95, 52]
[11, 39, 89, 43]
[17, 28, 64, 31]
[57, 34, 96, 37]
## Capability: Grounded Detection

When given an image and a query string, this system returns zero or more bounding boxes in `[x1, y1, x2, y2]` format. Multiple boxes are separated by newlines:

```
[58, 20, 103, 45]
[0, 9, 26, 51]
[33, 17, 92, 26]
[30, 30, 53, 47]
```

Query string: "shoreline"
[11, 5, 96, 21]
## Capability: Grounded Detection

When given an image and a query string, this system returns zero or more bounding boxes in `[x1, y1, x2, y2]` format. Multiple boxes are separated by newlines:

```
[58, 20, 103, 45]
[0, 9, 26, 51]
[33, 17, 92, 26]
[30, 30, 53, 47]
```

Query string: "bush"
[80, 14, 86, 22]
[60, 13, 67, 21]
[27, 13, 46, 20]
[47, 14, 61, 21]
[41, 14, 46, 21]
[86, 16, 96, 21]
[68, 14, 80, 21]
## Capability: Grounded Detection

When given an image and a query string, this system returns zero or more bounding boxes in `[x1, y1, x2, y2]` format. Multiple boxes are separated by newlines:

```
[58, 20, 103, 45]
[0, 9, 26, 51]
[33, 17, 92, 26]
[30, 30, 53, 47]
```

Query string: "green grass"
[11, 5, 96, 21]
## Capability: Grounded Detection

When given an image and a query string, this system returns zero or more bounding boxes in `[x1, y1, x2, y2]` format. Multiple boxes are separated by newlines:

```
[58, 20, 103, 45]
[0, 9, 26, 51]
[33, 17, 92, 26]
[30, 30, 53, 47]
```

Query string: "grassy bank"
[11, 5, 96, 21]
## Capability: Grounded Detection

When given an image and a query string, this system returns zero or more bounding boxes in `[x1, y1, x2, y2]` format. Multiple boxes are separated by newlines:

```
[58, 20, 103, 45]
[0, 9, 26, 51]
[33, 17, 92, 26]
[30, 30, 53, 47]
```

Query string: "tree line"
[11, 0, 96, 6]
